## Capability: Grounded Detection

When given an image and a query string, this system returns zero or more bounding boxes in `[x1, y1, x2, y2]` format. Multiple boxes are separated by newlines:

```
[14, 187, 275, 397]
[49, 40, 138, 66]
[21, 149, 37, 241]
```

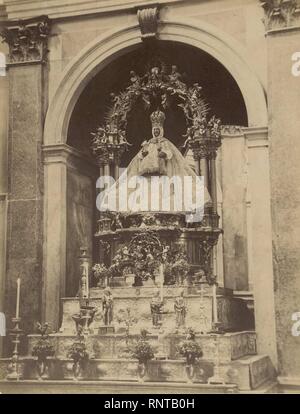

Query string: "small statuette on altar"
[102, 287, 114, 326]
[150, 290, 164, 328]
[174, 289, 187, 332]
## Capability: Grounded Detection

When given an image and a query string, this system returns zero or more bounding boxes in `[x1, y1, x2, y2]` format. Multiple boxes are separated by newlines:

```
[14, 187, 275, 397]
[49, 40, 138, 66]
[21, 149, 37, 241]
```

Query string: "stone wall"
[268, 26, 300, 379]
[0, 0, 276, 363]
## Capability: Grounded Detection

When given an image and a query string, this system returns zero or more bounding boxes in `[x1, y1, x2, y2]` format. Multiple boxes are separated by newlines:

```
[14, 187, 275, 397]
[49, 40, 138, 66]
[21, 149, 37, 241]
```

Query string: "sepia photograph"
[0, 0, 299, 398]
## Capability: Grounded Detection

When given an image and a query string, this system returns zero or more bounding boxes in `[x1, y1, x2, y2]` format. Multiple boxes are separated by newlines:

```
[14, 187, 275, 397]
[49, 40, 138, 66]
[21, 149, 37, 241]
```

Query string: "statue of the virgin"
[98, 110, 211, 216]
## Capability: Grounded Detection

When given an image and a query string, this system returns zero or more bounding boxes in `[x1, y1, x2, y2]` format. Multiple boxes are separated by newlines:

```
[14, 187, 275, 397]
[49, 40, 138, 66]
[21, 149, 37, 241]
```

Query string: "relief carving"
[0, 16, 51, 65]
[260, 0, 298, 30]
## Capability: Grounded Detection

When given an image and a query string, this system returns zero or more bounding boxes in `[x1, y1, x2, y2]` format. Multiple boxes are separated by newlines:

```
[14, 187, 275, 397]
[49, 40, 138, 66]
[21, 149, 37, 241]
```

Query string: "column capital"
[43, 143, 98, 178]
[0, 15, 51, 65]
[260, 0, 298, 31]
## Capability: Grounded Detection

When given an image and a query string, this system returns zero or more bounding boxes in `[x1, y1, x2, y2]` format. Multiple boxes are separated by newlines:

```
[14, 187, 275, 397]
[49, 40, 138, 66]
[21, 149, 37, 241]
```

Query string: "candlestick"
[16, 278, 21, 319]
[7, 317, 24, 381]
[212, 283, 218, 324]
[159, 264, 164, 301]
[79, 247, 90, 300]
[85, 262, 90, 298]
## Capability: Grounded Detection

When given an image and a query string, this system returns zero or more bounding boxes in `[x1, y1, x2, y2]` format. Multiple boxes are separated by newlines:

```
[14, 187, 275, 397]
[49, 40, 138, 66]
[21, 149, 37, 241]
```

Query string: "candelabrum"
[6, 317, 24, 381]
[72, 303, 96, 337]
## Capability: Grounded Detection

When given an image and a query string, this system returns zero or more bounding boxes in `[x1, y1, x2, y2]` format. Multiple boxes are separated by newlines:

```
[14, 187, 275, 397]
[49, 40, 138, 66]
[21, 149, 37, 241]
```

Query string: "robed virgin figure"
[98, 110, 211, 219]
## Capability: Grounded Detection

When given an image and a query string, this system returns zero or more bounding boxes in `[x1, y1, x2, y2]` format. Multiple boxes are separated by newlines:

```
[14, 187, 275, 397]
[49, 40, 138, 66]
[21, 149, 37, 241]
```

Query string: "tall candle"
[16, 278, 21, 319]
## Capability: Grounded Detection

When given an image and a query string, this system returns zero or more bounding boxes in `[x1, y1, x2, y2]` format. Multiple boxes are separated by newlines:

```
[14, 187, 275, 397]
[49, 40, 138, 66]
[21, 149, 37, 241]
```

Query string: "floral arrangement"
[128, 232, 163, 281]
[92, 263, 109, 285]
[177, 328, 203, 365]
[32, 340, 55, 360]
[106, 232, 164, 282]
[32, 323, 55, 361]
[164, 245, 190, 285]
[68, 340, 89, 363]
[129, 329, 155, 364]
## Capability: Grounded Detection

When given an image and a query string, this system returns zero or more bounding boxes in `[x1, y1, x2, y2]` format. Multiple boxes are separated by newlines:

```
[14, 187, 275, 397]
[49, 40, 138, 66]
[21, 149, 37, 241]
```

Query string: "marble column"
[43, 148, 67, 330]
[199, 157, 209, 190]
[209, 154, 218, 216]
[245, 126, 277, 367]
[193, 155, 200, 176]
[221, 127, 249, 291]
[43, 144, 97, 330]
[0, 17, 51, 337]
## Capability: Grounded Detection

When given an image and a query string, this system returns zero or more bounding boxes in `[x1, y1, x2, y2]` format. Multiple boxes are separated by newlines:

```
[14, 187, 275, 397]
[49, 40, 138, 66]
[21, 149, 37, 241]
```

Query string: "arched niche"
[67, 40, 248, 167]
[42, 18, 267, 329]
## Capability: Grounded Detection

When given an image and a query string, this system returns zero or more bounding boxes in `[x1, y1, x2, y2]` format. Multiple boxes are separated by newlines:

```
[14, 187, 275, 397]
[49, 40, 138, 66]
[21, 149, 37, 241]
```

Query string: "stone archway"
[44, 18, 267, 147]
[42, 18, 276, 368]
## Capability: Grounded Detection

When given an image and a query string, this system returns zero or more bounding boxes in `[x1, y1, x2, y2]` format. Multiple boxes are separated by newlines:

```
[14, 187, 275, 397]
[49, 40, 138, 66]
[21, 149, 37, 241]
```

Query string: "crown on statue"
[150, 110, 166, 128]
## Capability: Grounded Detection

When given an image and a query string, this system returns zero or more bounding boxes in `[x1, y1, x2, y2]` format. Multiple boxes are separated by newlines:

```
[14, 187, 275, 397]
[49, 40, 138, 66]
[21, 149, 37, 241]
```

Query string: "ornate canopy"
[90, 64, 222, 164]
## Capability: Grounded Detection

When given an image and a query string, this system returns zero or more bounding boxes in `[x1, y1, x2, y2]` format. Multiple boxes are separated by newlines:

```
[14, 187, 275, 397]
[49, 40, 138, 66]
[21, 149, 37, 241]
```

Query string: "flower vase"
[36, 358, 49, 381]
[72, 360, 84, 381]
[137, 362, 147, 382]
[143, 278, 154, 287]
[125, 274, 135, 287]
[97, 278, 105, 288]
[185, 363, 195, 383]
[185, 353, 196, 383]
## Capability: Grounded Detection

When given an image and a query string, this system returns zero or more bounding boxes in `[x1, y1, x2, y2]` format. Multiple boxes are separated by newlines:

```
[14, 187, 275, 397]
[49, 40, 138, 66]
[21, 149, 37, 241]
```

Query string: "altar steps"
[0, 378, 278, 395]
[0, 353, 275, 392]
[27, 331, 257, 362]
[0, 380, 239, 394]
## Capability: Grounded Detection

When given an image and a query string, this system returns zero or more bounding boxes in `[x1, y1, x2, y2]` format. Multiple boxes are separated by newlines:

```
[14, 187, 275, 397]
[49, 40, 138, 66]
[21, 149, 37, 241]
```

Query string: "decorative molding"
[137, 6, 159, 39]
[221, 125, 244, 136]
[260, 0, 299, 30]
[221, 126, 269, 146]
[2, 0, 182, 21]
[244, 126, 269, 148]
[44, 19, 268, 148]
[221, 126, 269, 148]
[0, 15, 51, 65]
[43, 144, 98, 178]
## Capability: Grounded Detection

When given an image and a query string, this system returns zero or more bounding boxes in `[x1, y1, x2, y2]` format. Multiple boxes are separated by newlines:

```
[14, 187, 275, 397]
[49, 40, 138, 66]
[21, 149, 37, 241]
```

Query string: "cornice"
[221, 126, 269, 148]
[3, 0, 183, 21]
[43, 144, 98, 178]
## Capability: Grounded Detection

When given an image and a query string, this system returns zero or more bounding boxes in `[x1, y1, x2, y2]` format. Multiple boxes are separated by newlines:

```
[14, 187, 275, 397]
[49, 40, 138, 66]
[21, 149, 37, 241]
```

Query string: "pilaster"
[261, 0, 300, 379]
[43, 144, 97, 330]
[0, 16, 51, 339]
